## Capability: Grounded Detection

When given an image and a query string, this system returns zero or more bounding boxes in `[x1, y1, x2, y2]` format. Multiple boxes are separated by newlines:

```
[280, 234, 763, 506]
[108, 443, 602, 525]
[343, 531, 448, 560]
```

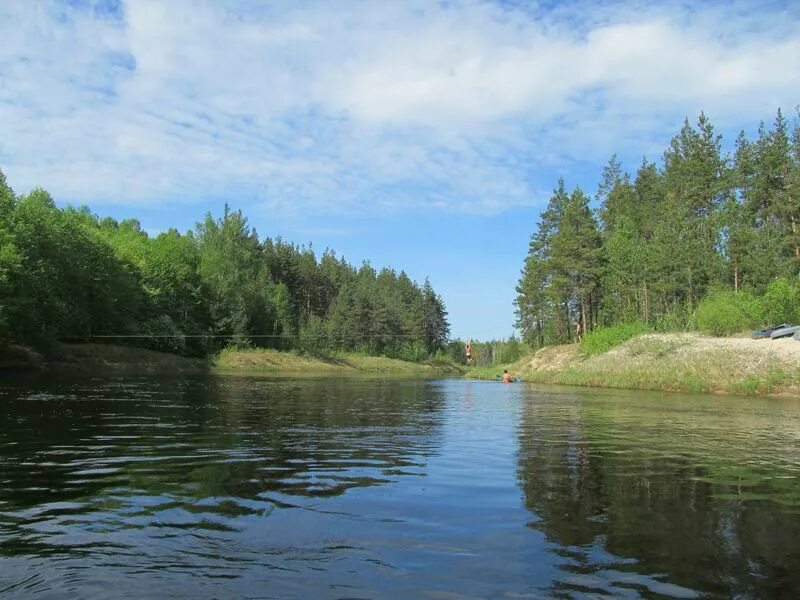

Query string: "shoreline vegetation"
[0, 343, 464, 377]
[468, 332, 800, 397]
[0, 171, 450, 367]
[4, 110, 800, 395]
[502, 109, 800, 398]
[6, 333, 800, 397]
[512, 111, 800, 372]
[213, 348, 464, 376]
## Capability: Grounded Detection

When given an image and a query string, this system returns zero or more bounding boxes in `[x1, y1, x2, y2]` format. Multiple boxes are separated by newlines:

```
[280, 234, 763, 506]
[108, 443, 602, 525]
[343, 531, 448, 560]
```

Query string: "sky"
[1, 0, 799, 340]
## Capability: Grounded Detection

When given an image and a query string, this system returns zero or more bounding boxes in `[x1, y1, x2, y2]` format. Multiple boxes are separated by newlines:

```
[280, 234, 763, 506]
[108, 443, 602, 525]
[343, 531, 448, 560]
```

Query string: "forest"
[0, 175, 449, 360]
[4, 108, 799, 364]
[515, 109, 800, 347]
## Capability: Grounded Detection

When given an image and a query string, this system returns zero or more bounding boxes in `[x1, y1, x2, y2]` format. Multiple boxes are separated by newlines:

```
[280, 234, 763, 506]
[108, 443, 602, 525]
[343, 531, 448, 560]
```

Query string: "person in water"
[502, 369, 513, 383]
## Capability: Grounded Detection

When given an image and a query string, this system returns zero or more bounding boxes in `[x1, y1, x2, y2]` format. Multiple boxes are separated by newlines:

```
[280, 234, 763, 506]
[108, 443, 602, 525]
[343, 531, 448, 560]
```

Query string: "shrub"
[651, 310, 690, 333]
[497, 338, 527, 363]
[760, 278, 799, 325]
[141, 315, 186, 354]
[694, 290, 760, 336]
[396, 340, 428, 363]
[580, 322, 650, 355]
[298, 316, 329, 356]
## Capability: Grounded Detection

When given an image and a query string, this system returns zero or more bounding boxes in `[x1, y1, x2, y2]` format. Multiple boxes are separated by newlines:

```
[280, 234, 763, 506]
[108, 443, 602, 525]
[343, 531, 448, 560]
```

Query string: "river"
[1, 376, 799, 598]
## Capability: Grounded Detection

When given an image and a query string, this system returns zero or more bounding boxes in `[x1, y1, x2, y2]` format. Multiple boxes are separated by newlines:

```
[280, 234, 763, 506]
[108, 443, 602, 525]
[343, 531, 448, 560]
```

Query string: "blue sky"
[1, 0, 799, 339]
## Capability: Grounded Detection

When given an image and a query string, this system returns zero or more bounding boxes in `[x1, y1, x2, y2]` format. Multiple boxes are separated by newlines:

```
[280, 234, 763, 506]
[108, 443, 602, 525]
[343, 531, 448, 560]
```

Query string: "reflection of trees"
[181, 376, 446, 500]
[517, 393, 800, 597]
[0, 375, 445, 557]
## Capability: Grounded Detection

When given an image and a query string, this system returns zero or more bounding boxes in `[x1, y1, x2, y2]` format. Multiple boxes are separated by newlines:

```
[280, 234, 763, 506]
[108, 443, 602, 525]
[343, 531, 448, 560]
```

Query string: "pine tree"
[421, 278, 449, 354]
[516, 181, 602, 344]
[789, 109, 800, 266]
[660, 113, 728, 309]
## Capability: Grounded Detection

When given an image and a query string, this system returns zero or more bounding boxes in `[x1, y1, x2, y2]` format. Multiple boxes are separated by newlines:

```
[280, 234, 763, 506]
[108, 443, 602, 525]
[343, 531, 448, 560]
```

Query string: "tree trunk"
[564, 302, 571, 343]
[734, 262, 739, 292]
[580, 297, 588, 341]
[537, 317, 544, 348]
[643, 281, 649, 324]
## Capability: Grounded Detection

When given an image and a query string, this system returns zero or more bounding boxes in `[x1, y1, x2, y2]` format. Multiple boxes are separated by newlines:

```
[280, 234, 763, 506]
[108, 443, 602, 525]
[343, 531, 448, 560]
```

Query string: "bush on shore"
[693, 279, 800, 337]
[759, 278, 800, 325]
[580, 322, 650, 355]
[694, 289, 761, 336]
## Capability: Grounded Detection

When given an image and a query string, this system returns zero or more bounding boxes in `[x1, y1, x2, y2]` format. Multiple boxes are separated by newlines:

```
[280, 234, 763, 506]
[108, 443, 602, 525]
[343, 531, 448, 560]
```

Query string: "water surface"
[1, 376, 799, 598]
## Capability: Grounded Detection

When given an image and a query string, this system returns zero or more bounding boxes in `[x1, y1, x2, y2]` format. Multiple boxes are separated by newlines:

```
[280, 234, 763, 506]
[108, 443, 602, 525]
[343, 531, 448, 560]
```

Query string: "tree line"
[515, 109, 800, 347]
[442, 337, 528, 367]
[0, 175, 449, 359]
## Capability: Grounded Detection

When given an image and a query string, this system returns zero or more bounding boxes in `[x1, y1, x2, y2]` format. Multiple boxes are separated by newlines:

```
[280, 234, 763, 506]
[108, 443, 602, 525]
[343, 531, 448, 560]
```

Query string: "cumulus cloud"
[0, 0, 798, 214]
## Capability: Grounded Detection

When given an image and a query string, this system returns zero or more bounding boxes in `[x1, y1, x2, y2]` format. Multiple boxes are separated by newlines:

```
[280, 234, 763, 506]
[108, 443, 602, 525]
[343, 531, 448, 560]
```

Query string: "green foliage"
[760, 278, 800, 325]
[448, 337, 529, 367]
[0, 168, 450, 360]
[297, 315, 329, 356]
[140, 315, 186, 355]
[516, 109, 800, 346]
[395, 340, 429, 363]
[694, 290, 761, 336]
[650, 310, 690, 333]
[515, 179, 603, 347]
[580, 322, 650, 356]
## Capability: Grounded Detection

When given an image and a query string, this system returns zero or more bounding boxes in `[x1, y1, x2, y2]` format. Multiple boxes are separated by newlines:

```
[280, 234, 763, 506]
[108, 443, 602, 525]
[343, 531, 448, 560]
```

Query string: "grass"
[723, 367, 793, 395]
[1, 342, 209, 374]
[2, 342, 464, 377]
[213, 347, 464, 376]
[0, 343, 41, 369]
[50, 343, 209, 373]
[580, 322, 650, 356]
[10, 335, 800, 397]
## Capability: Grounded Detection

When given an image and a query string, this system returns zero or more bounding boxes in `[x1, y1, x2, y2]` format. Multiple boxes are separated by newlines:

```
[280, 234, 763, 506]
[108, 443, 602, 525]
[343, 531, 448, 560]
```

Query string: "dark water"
[1, 376, 800, 599]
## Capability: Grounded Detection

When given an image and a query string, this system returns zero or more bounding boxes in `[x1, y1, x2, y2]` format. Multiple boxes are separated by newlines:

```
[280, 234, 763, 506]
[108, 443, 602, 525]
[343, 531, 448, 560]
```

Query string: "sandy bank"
[508, 333, 800, 396]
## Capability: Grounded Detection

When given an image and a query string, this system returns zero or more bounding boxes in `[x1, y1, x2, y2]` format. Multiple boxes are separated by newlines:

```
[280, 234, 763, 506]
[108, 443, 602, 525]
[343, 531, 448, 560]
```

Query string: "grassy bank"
[0, 342, 464, 377]
[9, 336, 800, 395]
[0, 343, 44, 371]
[214, 348, 464, 377]
[467, 333, 800, 396]
[0, 343, 209, 374]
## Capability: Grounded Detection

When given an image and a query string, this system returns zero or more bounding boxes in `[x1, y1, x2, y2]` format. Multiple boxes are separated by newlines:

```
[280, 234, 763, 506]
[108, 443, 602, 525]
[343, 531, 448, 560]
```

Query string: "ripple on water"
[1, 377, 799, 598]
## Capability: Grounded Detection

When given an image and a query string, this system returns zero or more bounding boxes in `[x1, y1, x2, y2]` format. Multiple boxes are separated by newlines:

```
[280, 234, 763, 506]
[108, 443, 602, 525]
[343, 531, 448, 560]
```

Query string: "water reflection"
[0, 375, 446, 593]
[2, 376, 445, 501]
[517, 387, 800, 598]
[2, 377, 800, 598]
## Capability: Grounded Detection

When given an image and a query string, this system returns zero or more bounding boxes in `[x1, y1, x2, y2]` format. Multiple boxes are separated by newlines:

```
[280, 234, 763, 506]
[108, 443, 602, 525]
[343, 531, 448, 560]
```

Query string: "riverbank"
[469, 333, 800, 396]
[0, 343, 210, 374]
[214, 348, 464, 376]
[0, 343, 464, 377]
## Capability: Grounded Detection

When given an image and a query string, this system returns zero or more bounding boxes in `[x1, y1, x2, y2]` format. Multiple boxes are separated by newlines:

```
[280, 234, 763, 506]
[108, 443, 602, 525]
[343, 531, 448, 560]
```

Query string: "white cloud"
[0, 0, 798, 214]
